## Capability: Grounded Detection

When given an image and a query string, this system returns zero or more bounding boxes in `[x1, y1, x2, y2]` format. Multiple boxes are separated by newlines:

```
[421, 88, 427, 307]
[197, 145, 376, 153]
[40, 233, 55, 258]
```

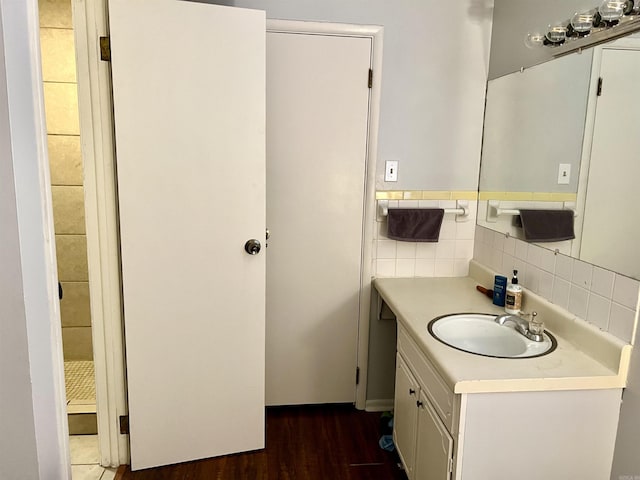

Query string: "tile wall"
[372, 192, 478, 278]
[40, 0, 93, 360]
[474, 225, 640, 344]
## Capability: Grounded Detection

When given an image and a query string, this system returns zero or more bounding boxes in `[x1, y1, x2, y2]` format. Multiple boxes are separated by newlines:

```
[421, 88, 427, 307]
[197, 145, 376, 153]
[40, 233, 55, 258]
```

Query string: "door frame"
[72, 0, 129, 467]
[73, 3, 383, 465]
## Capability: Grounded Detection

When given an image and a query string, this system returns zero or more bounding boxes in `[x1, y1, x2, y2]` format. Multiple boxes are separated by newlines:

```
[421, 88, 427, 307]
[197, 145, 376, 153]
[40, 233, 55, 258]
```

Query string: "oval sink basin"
[428, 313, 556, 359]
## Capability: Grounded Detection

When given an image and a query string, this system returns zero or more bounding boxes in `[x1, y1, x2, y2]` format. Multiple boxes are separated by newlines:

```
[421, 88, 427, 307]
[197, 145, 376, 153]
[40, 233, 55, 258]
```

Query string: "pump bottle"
[505, 269, 522, 314]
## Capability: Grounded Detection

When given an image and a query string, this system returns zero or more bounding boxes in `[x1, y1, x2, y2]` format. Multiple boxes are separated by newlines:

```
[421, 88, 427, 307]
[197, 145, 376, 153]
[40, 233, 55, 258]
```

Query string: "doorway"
[37, 0, 110, 476]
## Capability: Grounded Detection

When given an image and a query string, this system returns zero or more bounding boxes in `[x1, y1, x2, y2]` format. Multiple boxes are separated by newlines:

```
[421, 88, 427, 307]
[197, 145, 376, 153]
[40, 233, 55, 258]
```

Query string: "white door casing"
[109, 0, 266, 470]
[265, 29, 372, 405]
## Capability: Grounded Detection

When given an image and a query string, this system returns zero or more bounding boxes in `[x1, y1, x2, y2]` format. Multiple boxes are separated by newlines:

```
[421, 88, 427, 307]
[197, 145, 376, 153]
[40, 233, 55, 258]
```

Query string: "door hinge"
[355, 366, 360, 385]
[448, 457, 454, 474]
[597, 77, 603, 96]
[100, 36, 111, 62]
[119, 415, 130, 434]
[368, 69, 373, 89]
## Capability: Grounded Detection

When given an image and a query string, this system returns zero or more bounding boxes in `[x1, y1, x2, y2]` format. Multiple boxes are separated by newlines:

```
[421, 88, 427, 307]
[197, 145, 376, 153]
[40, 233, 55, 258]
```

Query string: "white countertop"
[374, 263, 631, 394]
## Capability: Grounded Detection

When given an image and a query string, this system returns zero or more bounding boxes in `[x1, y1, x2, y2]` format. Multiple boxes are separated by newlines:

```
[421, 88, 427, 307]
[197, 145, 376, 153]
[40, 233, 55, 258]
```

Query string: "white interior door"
[265, 30, 372, 405]
[581, 48, 640, 278]
[109, 0, 266, 470]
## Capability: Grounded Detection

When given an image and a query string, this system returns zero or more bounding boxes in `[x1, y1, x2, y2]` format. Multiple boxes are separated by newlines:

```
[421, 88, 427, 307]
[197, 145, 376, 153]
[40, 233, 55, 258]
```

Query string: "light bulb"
[524, 32, 545, 48]
[546, 25, 567, 44]
[570, 11, 595, 33]
[599, 0, 625, 21]
[623, 0, 636, 14]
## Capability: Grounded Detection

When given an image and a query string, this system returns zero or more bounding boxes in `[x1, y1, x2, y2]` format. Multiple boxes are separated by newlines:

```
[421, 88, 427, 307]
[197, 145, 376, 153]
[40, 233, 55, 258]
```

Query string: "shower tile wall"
[40, 0, 93, 361]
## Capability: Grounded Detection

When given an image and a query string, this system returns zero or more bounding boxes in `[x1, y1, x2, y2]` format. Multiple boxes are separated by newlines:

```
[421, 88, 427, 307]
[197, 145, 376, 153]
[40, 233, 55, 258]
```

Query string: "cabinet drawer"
[398, 326, 455, 432]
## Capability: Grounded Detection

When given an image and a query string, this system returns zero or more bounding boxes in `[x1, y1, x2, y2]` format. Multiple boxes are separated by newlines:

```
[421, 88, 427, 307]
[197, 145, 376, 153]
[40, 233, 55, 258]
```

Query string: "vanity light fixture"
[596, 0, 626, 25]
[569, 11, 596, 36]
[545, 24, 568, 44]
[525, 0, 640, 52]
[524, 32, 546, 49]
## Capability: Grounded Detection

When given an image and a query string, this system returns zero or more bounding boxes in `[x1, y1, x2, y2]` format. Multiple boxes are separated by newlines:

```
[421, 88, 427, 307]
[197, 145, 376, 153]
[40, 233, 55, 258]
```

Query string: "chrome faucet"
[495, 312, 545, 342]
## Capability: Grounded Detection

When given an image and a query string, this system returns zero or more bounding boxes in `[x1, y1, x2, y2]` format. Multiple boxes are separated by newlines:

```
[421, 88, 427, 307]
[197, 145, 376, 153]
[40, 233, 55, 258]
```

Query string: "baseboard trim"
[365, 399, 394, 412]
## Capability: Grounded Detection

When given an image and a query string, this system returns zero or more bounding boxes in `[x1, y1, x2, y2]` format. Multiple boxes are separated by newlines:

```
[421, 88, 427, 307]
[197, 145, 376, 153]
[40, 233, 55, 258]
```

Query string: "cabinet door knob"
[416, 400, 423, 408]
[409, 388, 415, 395]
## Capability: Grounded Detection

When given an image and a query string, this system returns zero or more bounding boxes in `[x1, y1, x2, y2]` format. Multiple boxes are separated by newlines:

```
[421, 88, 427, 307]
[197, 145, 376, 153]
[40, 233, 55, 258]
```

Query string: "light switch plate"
[385, 160, 398, 182]
[558, 163, 571, 185]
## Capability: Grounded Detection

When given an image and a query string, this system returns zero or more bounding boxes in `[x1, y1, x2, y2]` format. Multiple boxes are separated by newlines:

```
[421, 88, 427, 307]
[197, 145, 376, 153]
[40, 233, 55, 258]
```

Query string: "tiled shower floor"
[64, 360, 96, 407]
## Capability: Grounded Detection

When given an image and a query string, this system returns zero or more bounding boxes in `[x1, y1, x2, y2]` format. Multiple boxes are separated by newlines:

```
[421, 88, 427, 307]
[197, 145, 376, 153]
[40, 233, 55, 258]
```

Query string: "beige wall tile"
[39, 0, 72, 28]
[56, 234, 88, 281]
[60, 282, 91, 327]
[62, 326, 93, 361]
[52, 185, 86, 234]
[40, 28, 76, 83]
[68, 414, 98, 435]
[48, 135, 83, 185]
[43, 82, 80, 135]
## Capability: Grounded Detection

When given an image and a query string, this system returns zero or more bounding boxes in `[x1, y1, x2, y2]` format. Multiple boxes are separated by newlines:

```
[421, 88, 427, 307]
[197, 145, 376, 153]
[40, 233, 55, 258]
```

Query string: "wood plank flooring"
[115, 404, 406, 480]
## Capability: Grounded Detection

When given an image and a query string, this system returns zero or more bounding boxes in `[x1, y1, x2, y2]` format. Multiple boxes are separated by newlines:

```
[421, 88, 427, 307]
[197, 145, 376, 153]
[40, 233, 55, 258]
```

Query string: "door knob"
[244, 239, 261, 255]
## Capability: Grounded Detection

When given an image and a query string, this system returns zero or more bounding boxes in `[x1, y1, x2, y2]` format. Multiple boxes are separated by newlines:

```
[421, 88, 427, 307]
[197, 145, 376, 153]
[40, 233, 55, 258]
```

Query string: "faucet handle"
[528, 311, 544, 335]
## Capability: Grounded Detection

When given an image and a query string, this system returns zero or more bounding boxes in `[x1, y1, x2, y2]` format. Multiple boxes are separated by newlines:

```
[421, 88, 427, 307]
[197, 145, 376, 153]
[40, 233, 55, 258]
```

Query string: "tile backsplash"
[372, 194, 478, 278]
[474, 225, 640, 344]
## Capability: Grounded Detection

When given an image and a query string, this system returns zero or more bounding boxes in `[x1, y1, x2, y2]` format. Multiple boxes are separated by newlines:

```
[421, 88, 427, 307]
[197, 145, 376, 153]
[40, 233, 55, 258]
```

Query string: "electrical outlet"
[385, 160, 398, 182]
[558, 163, 571, 185]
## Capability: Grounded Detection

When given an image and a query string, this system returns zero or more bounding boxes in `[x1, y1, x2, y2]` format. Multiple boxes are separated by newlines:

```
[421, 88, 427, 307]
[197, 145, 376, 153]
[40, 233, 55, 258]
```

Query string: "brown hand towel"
[387, 208, 445, 242]
[519, 209, 575, 242]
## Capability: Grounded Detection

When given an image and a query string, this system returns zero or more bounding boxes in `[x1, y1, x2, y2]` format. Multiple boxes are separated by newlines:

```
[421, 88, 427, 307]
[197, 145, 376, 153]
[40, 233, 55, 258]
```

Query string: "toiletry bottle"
[505, 270, 522, 314]
[493, 275, 507, 307]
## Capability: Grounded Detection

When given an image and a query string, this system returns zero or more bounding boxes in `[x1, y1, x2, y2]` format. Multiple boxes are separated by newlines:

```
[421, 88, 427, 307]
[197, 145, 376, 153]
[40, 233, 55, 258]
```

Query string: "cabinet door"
[414, 391, 454, 480]
[394, 354, 420, 478]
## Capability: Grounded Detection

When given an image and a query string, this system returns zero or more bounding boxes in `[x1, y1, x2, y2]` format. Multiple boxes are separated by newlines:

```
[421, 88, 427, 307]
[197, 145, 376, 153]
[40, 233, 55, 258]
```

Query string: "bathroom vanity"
[375, 261, 631, 480]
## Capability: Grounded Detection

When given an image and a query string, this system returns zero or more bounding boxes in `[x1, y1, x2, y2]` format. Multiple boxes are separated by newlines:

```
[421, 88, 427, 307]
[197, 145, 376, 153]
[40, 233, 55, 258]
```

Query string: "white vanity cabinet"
[393, 324, 623, 480]
[395, 328, 458, 480]
[413, 389, 454, 480]
[394, 353, 454, 480]
[393, 355, 420, 478]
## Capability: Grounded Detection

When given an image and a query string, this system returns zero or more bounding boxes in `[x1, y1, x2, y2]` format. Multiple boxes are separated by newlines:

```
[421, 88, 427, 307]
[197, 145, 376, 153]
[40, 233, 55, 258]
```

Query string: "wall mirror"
[477, 33, 640, 280]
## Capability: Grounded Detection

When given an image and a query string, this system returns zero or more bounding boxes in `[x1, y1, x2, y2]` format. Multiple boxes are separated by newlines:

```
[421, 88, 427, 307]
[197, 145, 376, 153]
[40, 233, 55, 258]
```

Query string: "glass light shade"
[546, 25, 567, 43]
[525, 32, 545, 48]
[622, 0, 636, 14]
[599, 1, 625, 21]
[571, 12, 595, 32]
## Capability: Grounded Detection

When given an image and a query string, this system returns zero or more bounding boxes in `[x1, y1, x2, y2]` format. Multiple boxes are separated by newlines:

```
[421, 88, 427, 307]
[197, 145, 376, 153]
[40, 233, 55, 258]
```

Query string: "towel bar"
[377, 200, 470, 221]
[486, 200, 577, 223]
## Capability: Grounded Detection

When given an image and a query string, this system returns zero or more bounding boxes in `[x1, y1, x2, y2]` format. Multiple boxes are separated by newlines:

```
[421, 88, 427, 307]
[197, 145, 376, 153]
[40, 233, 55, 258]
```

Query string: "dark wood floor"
[116, 404, 407, 480]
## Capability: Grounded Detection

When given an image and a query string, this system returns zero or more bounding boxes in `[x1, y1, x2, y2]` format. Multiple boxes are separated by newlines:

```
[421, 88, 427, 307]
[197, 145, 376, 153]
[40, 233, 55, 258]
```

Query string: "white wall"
[0, 10, 40, 476]
[612, 329, 640, 479]
[206, 0, 494, 191]
[0, 0, 69, 478]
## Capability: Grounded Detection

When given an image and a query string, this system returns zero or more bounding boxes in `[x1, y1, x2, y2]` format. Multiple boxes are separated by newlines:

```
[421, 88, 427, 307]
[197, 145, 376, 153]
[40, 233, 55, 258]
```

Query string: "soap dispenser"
[505, 269, 522, 314]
